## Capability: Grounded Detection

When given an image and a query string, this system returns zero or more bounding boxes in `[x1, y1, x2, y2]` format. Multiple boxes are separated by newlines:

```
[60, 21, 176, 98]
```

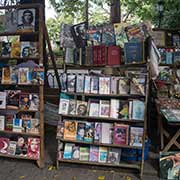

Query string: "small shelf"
[0, 108, 38, 113]
[0, 130, 40, 137]
[60, 114, 144, 124]
[0, 31, 38, 36]
[58, 159, 140, 170]
[57, 138, 142, 150]
[0, 57, 39, 61]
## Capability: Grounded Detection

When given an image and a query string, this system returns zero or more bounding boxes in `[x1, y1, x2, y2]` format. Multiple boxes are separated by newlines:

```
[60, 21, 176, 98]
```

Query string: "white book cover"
[84, 76, 91, 93]
[99, 77, 110, 94]
[0, 116, 5, 130]
[101, 123, 113, 144]
[90, 76, 99, 94]
[99, 100, 110, 118]
[58, 98, 70, 115]
[129, 101, 133, 119]
[130, 127, 143, 147]
[76, 75, 84, 93]
[110, 77, 119, 94]
[132, 100, 145, 120]
[89, 100, 99, 117]
[110, 99, 119, 119]
[18, 67, 30, 84]
[20, 41, 30, 58]
[0, 92, 6, 109]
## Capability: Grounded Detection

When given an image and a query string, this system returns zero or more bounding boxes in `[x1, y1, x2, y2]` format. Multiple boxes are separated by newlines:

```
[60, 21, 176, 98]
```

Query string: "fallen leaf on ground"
[19, 176, 25, 179]
[98, 176, 105, 180]
[126, 176, 131, 180]
[48, 165, 56, 171]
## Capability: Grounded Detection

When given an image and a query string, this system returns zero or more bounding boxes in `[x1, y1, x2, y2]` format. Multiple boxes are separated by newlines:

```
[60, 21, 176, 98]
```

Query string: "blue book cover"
[63, 143, 74, 159]
[84, 122, 94, 142]
[173, 51, 180, 64]
[166, 52, 173, 64]
[124, 42, 144, 64]
[132, 100, 145, 120]
[76, 122, 85, 141]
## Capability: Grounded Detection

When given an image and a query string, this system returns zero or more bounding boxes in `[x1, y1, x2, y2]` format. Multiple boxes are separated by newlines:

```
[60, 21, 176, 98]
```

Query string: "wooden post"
[110, 0, 121, 23]
[85, 0, 89, 28]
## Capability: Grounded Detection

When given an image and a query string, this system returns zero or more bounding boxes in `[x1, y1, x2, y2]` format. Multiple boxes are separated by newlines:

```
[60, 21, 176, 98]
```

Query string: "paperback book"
[11, 41, 21, 58]
[5, 114, 13, 131]
[79, 147, 89, 161]
[119, 101, 129, 119]
[18, 67, 30, 84]
[29, 94, 39, 111]
[72, 145, 80, 160]
[67, 74, 76, 92]
[2, 67, 11, 84]
[110, 99, 119, 119]
[118, 78, 130, 95]
[110, 76, 119, 94]
[94, 122, 102, 143]
[0, 138, 9, 154]
[19, 93, 30, 110]
[0, 92, 6, 109]
[76, 122, 85, 141]
[6, 90, 21, 109]
[88, 99, 99, 117]
[27, 138, 40, 159]
[99, 100, 110, 118]
[63, 143, 74, 159]
[58, 93, 70, 115]
[84, 122, 94, 143]
[76, 101, 87, 116]
[89, 146, 99, 162]
[0, 116, 5, 130]
[99, 77, 110, 94]
[84, 75, 91, 93]
[68, 99, 76, 115]
[64, 121, 77, 140]
[7, 141, 17, 155]
[108, 148, 121, 164]
[76, 75, 84, 93]
[90, 76, 99, 94]
[2, 42, 11, 57]
[132, 100, 145, 120]
[13, 118, 22, 132]
[98, 147, 108, 163]
[130, 127, 143, 147]
[101, 123, 113, 144]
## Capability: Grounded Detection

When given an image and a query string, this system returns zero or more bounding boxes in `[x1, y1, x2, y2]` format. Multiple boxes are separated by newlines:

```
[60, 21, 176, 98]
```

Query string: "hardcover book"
[84, 75, 91, 93]
[67, 74, 76, 92]
[64, 121, 77, 140]
[7, 141, 17, 155]
[113, 124, 129, 145]
[119, 101, 129, 119]
[94, 122, 102, 143]
[0, 116, 5, 130]
[76, 101, 87, 116]
[89, 99, 99, 117]
[108, 148, 121, 164]
[79, 147, 89, 161]
[132, 100, 145, 120]
[19, 93, 30, 110]
[130, 127, 143, 147]
[68, 99, 76, 115]
[2, 67, 11, 84]
[90, 76, 99, 94]
[0, 137, 9, 154]
[72, 145, 80, 160]
[101, 123, 113, 144]
[98, 147, 108, 163]
[89, 146, 99, 162]
[76, 75, 84, 93]
[110, 99, 120, 119]
[2, 42, 11, 57]
[76, 122, 85, 141]
[107, 46, 121, 66]
[84, 122, 94, 142]
[99, 77, 110, 94]
[99, 100, 110, 118]
[5, 114, 13, 131]
[18, 67, 30, 84]
[6, 90, 21, 109]
[0, 92, 6, 109]
[63, 143, 74, 159]
[29, 94, 39, 111]
[27, 138, 40, 159]
[118, 78, 130, 95]
[11, 41, 21, 58]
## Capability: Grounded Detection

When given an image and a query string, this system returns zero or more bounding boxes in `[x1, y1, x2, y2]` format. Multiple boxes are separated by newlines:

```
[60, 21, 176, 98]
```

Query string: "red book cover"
[0, 137, 9, 154]
[100, 45, 107, 65]
[27, 138, 40, 159]
[93, 46, 98, 65]
[107, 46, 121, 66]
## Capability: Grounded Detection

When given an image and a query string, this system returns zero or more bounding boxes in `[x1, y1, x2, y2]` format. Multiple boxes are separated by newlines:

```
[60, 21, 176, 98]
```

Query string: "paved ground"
[0, 125, 160, 180]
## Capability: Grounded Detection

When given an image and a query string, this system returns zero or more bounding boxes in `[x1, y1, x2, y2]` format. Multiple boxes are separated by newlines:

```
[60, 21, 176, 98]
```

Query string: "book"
[84, 122, 94, 142]
[0, 137, 9, 154]
[89, 146, 99, 162]
[99, 77, 110, 94]
[27, 138, 40, 159]
[102, 24, 115, 46]
[18, 67, 30, 84]
[5, 10, 17, 32]
[11, 41, 21, 58]
[30, 118, 39, 134]
[172, 34, 180, 46]
[130, 127, 143, 147]
[32, 67, 44, 85]
[0, 116, 5, 130]
[132, 100, 145, 120]
[58, 93, 70, 115]
[84, 75, 91, 94]
[20, 42, 30, 57]
[0, 92, 6, 109]
[5, 114, 13, 131]
[2, 67, 11, 84]
[129, 100, 133, 119]
[29, 94, 39, 111]
[64, 121, 77, 140]
[67, 74, 76, 92]
[76, 75, 84, 93]
[110, 99, 119, 119]
[110, 76, 119, 94]
[99, 100, 110, 118]
[68, 99, 76, 115]
[10, 66, 18, 84]
[60, 73, 67, 92]
[6, 90, 21, 109]
[57, 121, 64, 138]
[76, 101, 87, 116]
[79, 147, 89, 161]
[63, 143, 74, 159]
[72, 145, 80, 160]
[17, 8, 36, 32]
[90, 76, 99, 94]
[76, 122, 85, 141]
[21, 114, 31, 133]
[98, 147, 108, 163]
[108, 148, 121, 164]
[88, 99, 99, 117]
[2, 42, 11, 57]
[101, 123, 113, 144]
[19, 93, 30, 110]
[15, 137, 27, 156]
[65, 48, 74, 64]
[94, 122, 102, 143]
[113, 124, 129, 145]
[118, 78, 130, 95]
[151, 31, 165, 47]
[7, 141, 17, 155]
[119, 101, 129, 119]
[107, 46, 121, 66]
[13, 118, 22, 132]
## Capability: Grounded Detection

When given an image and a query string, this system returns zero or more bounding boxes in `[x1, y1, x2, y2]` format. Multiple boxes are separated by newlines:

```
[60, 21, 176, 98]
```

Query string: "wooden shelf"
[0, 31, 38, 36]
[0, 130, 40, 137]
[0, 57, 39, 61]
[57, 138, 142, 150]
[60, 114, 144, 124]
[0, 108, 38, 113]
[58, 159, 140, 170]
[0, 84, 41, 87]
[0, 3, 42, 10]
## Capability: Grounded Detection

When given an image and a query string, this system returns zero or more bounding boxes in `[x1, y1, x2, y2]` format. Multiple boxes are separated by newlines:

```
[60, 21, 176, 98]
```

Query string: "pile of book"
[57, 120, 143, 147]
[59, 94, 145, 121]
[60, 73, 146, 96]
[0, 91, 39, 110]
[0, 66, 44, 85]
[0, 136, 40, 159]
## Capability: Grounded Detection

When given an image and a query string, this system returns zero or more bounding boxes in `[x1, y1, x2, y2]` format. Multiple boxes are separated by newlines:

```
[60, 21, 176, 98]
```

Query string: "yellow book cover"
[11, 41, 21, 58]
[64, 121, 77, 140]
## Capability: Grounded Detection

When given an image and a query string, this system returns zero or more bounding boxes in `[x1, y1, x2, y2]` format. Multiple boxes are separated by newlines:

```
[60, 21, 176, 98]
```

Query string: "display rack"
[0, 3, 44, 168]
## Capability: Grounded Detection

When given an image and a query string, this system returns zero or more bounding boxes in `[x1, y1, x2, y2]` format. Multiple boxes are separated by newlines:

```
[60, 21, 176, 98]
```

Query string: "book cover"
[76, 122, 85, 141]
[0, 92, 6, 109]
[29, 94, 39, 111]
[22, 118, 31, 133]
[151, 31, 165, 47]
[65, 48, 75, 64]
[30, 118, 39, 134]
[15, 136, 28, 156]
[63, 143, 74, 159]
[130, 127, 143, 147]
[89, 99, 99, 117]
[57, 121, 64, 138]
[79, 147, 89, 161]
[20, 42, 31, 57]
[0, 137, 9, 154]
[60, 73, 67, 92]
[7, 141, 17, 155]
[98, 147, 108, 163]
[113, 124, 129, 145]
[2, 67, 11, 84]
[110, 99, 119, 119]
[172, 34, 180, 46]
[68, 99, 76, 115]
[76, 75, 84, 93]
[72, 145, 80, 160]
[29, 42, 39, 58]
[6, 90, 21, 109]
[124, 42, 144, 64]
[90, 76, 99, 94]
[32, 67, 44, 85]
[2, 42, 11, 57]
[84, 75, 91, 94]
[99, 77, 110, 94]
[27, 138, 40, 159]
[119, 101, 129, 119]
[64, 121, 77, 140]
[129, 100, 133, 119]
[108, 148, 121, 164]
[5, 10, 17, 32]
[17, 8, 35, 32]
[18, 67, 29, 84]
[58, 93, 70, 115]
[110, 76, 119, 94]
[85, 46, 93, 65]
[67, 74, 76, 92]
[99, 100, 110, 118]
[76, 101, 87, 116]
[107, 46, 121, 66]
[84, 122, 94, 143]
[118, 78, 130, 95]
[13, 118, 22, 132]
[102, 24, 115, 46]
[11, 66, 18, 84]
[94, 122, 102, 143]
[132, 100, 145, 120]
[19, 93, 30, 110]
[101, 123, 113, 144]
[0, 116, 5, 130]
[11, 41, 21, 58]
[5, 114, 13, 131]
[174, 51, 180, 64]
[89, 146, 99, 162]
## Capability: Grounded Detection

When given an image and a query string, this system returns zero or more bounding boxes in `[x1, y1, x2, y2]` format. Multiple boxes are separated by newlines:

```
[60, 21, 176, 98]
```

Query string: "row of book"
[0, 115, 39, 134]
[59, 143, 122, 164]
[60, 73, 146, 96]
[158, 48, 180, 65]
[0, 136, 40, 159]
[57, 120, 143, 147]
[59, 94, 145, 120]
[0, 66, 44, 85]
[0, 91, 39, 111]
[0, 41, 38, 58]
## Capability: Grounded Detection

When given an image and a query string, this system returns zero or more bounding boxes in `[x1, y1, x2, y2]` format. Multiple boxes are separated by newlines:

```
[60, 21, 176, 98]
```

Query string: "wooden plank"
[0, 153, 38, 160]
[0, 3, 42, 9]
[0, 130, 40, 137]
